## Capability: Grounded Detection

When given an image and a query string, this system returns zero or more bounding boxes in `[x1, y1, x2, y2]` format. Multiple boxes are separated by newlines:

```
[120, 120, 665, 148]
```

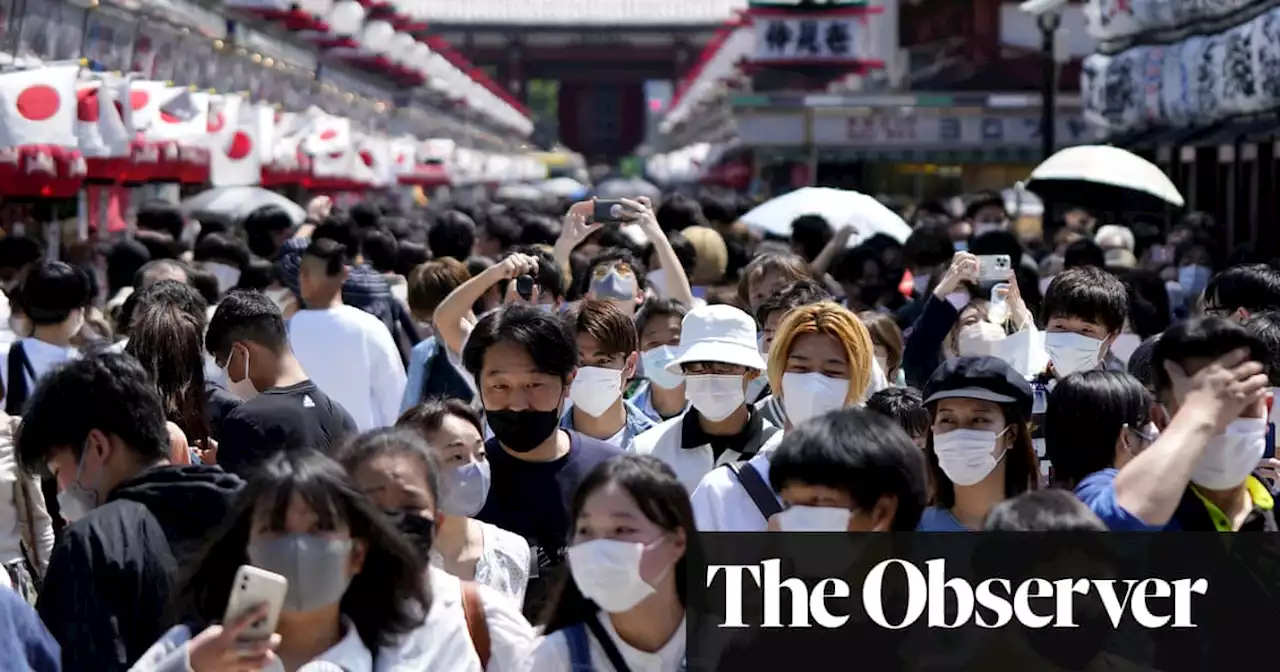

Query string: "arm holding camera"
[619, 197, 695, 308]
[433, 253, 541, 356]
[552, 199, 602, 277]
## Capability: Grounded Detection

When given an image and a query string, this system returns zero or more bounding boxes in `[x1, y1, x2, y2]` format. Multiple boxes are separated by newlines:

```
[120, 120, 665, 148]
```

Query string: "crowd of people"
[0, 186, 1275, 671]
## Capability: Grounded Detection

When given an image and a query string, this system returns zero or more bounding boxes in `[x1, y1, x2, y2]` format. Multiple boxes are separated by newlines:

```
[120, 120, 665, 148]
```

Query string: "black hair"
[967, 230, 1023, 260]
[179, 449, 427, 650]
[313, 213, 360, 255]
[1041, 266, 1129, 334]
[304, 238, 350, 277]
[243, 206, 295, 259]
[337, 428, 443, 513]
[1204, 264, 1280, 316]
[540, 454, 694, 632]
[789, 214, 833, 261]
[754, 279, 834, 325]
[0, 236, 42, 272]
[645, 229, 697, 278]
[126, 300, 212, 448]
[963, 191, 1006, 220]
[902, 225, 954, 271]
[982, 489, 1108, 531]
[395, 240, 429, 278]
[697, 195, 732, 227]
[106, 239, 151, 297]
[236, 256, 275, 292]
[516, 214, 560, 247]
[655, 194, 707, 232]
[130, 278, 208, 332]
[21, 261, 91, 325]
[769, 407, 929, 530]
[349, 202, 381, 231]
[635, 298, 689, 343]
[502, 246, 565, 300]
[462, 304, 578, 382]
[1045, 370, 1152, 488]
[135, 200, 185, 240]
[1119, 269, 1172, 338]
[133, 258, 191, 289]
[1243, 311, 1280, 386]
[1126, 334, 1162, 389]
[134, 229, 183, 261]
[1063, 238, 1106, 270]
[361, 229, 399, 274]
[193, 233, 250, 270]
[205, 289, 289, 360]
[396, 398, 485, 439]
[188, 266, 220, 305]
[1152, 317, 1269, 396]
[481, 215, 522, 251]
[17, 352, 170, 473]
[925, 403, 1041, 509]
[865, 387, 931, 440]
[428, 211, 477, 261]
[583, 247, 647, 295]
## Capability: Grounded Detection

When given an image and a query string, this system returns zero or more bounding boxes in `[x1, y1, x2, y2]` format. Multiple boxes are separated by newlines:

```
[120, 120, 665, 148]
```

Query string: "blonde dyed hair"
[767, 301, 875, 407]
[681, 226, 728, 285]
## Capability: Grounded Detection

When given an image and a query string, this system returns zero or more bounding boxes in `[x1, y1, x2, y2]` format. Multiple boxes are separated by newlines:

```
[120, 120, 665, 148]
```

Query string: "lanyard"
[585, 616, 634, 672]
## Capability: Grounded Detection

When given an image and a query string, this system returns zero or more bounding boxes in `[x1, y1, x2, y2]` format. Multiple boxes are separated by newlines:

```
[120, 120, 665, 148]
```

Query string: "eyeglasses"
[592, 262, 634, 279]
[683, 361, 746, 375]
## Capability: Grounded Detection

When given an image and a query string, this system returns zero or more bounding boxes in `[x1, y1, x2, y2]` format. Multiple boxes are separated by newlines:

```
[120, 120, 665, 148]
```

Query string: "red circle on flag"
[160, 111, 180, 124]
[130, 90, 150, 110]
[319, 129, 338, 140]
[227, 132, 253, 160]
[359, 151, 373, 167]
[208, 112, 225, 133]
[77, 90, 100, 122]
[17, 86, 61, 121]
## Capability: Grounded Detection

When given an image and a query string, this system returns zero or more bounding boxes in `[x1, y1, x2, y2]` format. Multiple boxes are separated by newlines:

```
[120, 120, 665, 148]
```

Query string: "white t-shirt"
[0, 338, 79, 408]
[530, 612, 686, 672]
[690, 436, 785, 532]
[288, 306, 407, 431]
[631, 413, 780, 493]
[425, 567, 535, 672]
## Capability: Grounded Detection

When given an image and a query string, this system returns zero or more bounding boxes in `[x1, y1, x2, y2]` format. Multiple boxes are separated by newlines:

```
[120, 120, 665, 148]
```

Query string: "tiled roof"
[419, 0, 748, 25]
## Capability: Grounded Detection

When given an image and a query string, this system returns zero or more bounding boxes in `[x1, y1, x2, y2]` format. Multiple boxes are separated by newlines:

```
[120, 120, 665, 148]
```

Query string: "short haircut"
[859, 311, 904, 374]
[1063, 238, 1106, 269]
[361, 228, 399, 274]
[768, 302, 874, 407]
[0, 236, 42, 271]
[902, 225, 954, 270]
[462, 304, 577, 381]
[349, 202, 381, 230]
[503, 246, 565, 300]
[754, 279, 834, 325]
[655, 194, 707, 232]
[789, 215, 833, 261]
[1204, 263, 1280, 315]
[133, 258, 190, 288]
[1151, 317, 1269, 396]
[304, 238, 349, 276]
[865, 387, 930, 439]
[645, 229, 696, 277]
[135, 200, 184, 240]
[428, 211, 477, 261]
[635, 297, 689, 340]
[682, 226, 728, 285]
[1041, 265, 1129, 334]
[243, 205, 295, 258]
[17, 352, 170, 472]
[193, 233, 250, 269]
[585, 247, 647, 293]
[738, 252, 813, 308]
[106, 239, 150, 296]
[21, 261, 91, 324]
[1126, 334, 1162, 388]
[134, 229, 182, 261]
[407, 258, 471, 317]
[1243, 311, 1280, 386]
[769, 407, 929, 531]
[963, 191, 1005, 219]
[237, 256, 275, 292]
[481, 215, 521, 250]
[312, 213, 360, 253]
[188, 265, 219, 305]
[396, 398, 484, 438]
[1045, 370, 1152, 488]
[395, 240, 428, 278]
[983, 489, 1107, 531]
[205, 289, 289, 359]
[562, 299, 638, 358]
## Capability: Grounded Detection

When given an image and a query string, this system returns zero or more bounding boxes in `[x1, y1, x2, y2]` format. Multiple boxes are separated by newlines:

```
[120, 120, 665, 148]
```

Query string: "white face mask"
[223, 345, 260, 401]
[205, 261, 242, 295]
[1044, 331, 1105, 376]
[685, 373, 747, 422]
[1110, 333, 1142, 365]
[775, 505, 851, 532]
[956, 322, 1006, 358]
[569, 366, 624, 418]
[932, 428, 1007, 486]
[781, 372, 850, 427]
[641, 346, 684, 390]
[1190, 417, 1267, 490]
[567, 538, 669, 613]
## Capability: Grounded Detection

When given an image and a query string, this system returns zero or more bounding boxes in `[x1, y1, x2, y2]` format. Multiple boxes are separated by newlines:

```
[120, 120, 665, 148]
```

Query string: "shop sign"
[752, 14, 873, 64]
[812, 112, 1092, 147]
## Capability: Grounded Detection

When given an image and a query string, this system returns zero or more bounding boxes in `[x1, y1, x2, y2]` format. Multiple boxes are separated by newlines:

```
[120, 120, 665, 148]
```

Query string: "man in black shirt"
[205, 290, 357, 477]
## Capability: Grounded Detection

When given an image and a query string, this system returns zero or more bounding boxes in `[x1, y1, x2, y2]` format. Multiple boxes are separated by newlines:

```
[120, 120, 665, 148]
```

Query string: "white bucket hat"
[666, 304, 766, 374]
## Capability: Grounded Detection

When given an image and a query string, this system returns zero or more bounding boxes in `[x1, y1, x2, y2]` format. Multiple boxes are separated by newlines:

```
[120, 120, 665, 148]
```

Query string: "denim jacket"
[560, 401, 655, 452]
[401, 336, 475, 412]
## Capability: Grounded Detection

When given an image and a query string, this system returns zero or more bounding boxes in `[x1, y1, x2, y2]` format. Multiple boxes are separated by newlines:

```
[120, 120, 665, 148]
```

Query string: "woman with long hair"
[129, 449, 476, 671]
[532, 454, 691, 672]
[917, 356, 1041, 531]
[125, 302, 211, 459]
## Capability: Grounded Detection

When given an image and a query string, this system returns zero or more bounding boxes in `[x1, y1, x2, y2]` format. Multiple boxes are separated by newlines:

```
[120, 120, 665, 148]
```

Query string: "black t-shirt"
[475, 429, 622, 618]
[216, 380, 358, 478]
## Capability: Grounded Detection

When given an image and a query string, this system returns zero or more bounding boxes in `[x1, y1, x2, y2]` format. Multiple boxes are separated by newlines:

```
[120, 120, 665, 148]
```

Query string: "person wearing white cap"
[631, 304, 780, 492]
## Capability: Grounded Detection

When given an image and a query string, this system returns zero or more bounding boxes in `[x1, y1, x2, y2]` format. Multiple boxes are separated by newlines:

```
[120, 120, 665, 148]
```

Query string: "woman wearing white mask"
[1044, 370, 1159, 489]
[389, 401, 531, 605]
[630, 299, 690, 423]
[531, 454, 690, 672]
[916, 356, 1041, 531]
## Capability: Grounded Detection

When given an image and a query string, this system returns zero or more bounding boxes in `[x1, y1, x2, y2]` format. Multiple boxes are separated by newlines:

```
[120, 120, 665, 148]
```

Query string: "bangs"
[251, 468, 348, 533]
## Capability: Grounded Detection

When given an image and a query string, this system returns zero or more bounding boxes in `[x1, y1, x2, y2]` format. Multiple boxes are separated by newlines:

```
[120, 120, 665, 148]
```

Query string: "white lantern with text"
[362, 21, 395, 57]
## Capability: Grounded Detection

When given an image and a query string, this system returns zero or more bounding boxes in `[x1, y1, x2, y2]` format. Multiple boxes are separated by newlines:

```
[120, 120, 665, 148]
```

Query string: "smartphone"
[593, 199, 632, 224]
[223, 565, 288, 642]
[515, 275, 535, 301]
[977, 254, 1012, 283]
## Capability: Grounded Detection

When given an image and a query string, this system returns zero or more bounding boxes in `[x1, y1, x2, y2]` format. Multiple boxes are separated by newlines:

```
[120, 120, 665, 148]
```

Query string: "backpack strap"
[459, 581, 491, 669]
[727, 461, 782, 521]
[737, 424, 780, 461]
[584, 615, 634, 672]
[5, 342, 34, 416]
[564, 622, 595, 672]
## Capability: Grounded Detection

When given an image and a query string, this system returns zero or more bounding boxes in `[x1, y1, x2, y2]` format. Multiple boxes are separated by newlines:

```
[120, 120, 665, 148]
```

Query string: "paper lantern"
[299, 0, 334, 16]
[362, 21, 396, 55]
[390, 33, 417, 64]
[327, 0, 365, 36]
[410, 43, 432, 73]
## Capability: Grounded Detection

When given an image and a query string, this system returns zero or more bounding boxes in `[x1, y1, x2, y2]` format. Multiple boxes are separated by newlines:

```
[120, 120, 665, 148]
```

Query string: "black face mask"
[486, 408, 561, 453]
[386, 509, 435, 559]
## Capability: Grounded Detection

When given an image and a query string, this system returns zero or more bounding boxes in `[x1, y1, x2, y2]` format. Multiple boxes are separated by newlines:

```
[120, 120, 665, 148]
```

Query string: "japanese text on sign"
[753, 17, 866, 62]
[847, 115, 917, 142]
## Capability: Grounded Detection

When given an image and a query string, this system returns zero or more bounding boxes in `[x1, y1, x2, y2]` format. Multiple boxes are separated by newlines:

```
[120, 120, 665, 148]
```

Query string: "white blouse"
[427, 567, 536, 672]
[529, 613, 686, 672]
[430, 520, 531, 606]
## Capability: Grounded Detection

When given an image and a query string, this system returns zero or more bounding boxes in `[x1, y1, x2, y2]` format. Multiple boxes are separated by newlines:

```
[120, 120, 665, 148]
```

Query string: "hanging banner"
[751, 12, 878, 65]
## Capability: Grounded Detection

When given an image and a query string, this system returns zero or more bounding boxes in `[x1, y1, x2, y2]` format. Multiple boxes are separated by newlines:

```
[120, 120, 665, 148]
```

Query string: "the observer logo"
[707, 558, 1209, 630]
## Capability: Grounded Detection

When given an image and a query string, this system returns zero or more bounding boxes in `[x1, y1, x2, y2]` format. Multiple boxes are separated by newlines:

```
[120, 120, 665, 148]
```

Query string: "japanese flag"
[127, 81, 180, 132]
[256, 105, 277, 163]
[206, 94, 242, 149]
[74, 81, 130, 158]
[356, 134, 392, 187]
[311, 144, 354, 180]
[303, 113, 351, 156]
[148, 90, 210, 142]
[390, 137, 416, 176]
[0, 64, 80, 150]
[210, 97, 262, 187]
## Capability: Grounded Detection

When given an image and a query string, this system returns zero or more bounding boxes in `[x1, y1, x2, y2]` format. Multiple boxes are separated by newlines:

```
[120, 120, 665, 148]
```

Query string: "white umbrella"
[741, 187, 912, 246]
[539, 177, 589, 199]
[594, 177, 660, 201]
[495, 184, 545, 202]
[1003, 186, 1044, 216]
[180, 187, 306, 225]
[1025, 145, 1184, 211]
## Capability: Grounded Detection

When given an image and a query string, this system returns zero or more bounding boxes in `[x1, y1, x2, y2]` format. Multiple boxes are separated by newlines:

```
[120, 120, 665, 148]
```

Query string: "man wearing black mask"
[462, 304, 621, 618]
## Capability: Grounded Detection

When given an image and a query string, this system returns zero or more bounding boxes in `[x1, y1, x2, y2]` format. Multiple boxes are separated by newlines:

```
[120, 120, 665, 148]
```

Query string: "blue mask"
[590, 271, 638, 302]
